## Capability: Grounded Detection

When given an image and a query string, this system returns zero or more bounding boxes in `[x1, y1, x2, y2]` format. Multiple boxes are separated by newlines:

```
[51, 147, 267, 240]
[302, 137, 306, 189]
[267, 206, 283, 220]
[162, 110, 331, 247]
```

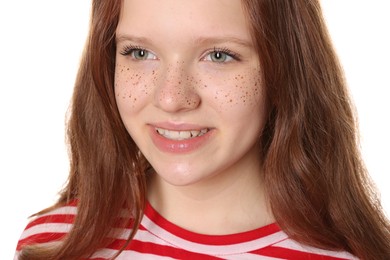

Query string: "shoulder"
[15, 201, 77, 253]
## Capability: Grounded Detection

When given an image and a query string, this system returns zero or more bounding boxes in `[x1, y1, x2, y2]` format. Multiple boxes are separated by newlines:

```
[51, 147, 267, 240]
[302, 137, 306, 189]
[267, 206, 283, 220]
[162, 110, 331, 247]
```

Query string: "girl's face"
[115, 0, 267, 186]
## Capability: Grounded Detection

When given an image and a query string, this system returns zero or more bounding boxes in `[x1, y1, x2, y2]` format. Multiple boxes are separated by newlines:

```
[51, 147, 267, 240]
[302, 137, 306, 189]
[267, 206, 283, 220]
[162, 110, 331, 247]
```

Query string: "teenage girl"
[15, 0, 390, 259]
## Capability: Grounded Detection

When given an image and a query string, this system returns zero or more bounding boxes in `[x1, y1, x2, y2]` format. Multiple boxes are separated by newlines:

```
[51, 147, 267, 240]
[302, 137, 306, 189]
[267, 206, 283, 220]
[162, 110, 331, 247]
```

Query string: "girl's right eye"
[120, 46, 157, 60]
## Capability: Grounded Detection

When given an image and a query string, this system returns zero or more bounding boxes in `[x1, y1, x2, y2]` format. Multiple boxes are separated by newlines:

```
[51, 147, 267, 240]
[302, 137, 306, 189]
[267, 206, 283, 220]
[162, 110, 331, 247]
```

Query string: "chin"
[152, 166, 209, 187]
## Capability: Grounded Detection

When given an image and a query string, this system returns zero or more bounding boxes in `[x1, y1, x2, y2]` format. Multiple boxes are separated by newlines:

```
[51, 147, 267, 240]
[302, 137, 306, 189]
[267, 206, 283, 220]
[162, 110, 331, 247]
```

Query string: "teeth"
[190, 130, 200, 137]
[155, 127, 209, 140]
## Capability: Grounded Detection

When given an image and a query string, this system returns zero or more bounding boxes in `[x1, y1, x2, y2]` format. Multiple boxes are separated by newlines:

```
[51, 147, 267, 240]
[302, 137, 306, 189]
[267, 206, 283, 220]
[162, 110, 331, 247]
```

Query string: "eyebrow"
[116, 34, 253, 48]
[116, 35, 151, 45]
[192, 36, 253, 48]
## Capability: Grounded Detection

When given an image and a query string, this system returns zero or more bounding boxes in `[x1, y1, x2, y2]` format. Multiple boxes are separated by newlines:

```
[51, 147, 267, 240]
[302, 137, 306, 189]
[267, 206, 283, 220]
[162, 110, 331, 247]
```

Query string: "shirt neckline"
[143, 201, 286, 246]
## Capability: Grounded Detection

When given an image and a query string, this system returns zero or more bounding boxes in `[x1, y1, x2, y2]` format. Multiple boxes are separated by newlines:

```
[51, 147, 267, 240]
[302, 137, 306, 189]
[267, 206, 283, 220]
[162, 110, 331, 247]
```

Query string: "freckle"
[204, 85, 207, 88]
[134, 98, 137, 102]
[127, 68, 129, 71]
[229, 99, 233, 102]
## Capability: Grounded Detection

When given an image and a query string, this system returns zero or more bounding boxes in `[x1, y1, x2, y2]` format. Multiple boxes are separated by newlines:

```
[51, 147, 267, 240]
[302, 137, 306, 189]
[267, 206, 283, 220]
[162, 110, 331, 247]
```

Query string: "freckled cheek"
[201, 72, 265, 113]
[114, 64, 154, 111]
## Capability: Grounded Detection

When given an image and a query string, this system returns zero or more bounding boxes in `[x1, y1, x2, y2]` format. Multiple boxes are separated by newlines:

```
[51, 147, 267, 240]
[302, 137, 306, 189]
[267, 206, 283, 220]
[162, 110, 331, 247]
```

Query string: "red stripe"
[25, 214, 75, 229]
[17, 232, 66, 250]
[26, 214, 133, 231]
[144, 201, 281, 245]
[105, 238, 223, 259]
[252, 246, 349, 260]
[66, 200, 78, 206]
[127, 239, 223, 260]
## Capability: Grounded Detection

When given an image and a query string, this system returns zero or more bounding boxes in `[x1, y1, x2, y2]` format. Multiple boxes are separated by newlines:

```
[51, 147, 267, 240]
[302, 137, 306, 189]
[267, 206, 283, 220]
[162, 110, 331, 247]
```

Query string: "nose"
[153, 63, 201, 113]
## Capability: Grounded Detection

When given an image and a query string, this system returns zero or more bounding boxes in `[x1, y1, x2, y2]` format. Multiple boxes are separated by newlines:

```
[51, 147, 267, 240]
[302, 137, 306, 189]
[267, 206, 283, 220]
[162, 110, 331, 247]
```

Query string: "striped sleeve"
[15, 205, 76, 257]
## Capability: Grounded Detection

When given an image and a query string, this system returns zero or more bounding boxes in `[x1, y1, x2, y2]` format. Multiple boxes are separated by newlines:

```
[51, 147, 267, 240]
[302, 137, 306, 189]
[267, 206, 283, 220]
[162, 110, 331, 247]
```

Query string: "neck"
[147, 155, 275, 235]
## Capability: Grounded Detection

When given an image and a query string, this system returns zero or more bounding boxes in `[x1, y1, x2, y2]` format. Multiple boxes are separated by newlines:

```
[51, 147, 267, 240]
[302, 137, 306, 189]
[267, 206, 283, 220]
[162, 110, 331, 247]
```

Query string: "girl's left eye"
[204, 49, 239, 63]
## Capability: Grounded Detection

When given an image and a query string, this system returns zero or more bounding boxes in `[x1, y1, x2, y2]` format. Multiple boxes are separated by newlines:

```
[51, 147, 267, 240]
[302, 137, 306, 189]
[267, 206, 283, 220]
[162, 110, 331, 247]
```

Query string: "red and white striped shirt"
[15, 201, 358, 259]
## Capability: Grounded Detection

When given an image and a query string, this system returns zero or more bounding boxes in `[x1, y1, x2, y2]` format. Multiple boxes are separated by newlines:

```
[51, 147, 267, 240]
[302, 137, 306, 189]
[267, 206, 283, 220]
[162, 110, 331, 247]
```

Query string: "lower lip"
[149, 127, 214, 153]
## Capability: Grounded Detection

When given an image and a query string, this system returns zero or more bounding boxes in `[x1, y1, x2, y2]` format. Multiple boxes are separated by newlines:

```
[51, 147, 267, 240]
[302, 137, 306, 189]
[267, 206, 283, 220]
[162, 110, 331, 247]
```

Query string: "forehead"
[116, 0, 251, 42]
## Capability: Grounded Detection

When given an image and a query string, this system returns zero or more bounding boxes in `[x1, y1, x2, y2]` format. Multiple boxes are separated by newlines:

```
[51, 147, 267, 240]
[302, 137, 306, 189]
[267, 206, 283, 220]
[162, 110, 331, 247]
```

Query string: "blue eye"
[120, 46, 157, 60]
[209, 51, 232, 62]
[132, 49, 157, 60]
[204, 48, 239, 63]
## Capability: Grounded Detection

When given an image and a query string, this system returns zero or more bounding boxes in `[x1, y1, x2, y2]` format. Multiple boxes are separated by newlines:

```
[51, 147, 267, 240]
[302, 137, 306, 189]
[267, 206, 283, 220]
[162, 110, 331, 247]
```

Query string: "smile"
[155, 127, 209, 140]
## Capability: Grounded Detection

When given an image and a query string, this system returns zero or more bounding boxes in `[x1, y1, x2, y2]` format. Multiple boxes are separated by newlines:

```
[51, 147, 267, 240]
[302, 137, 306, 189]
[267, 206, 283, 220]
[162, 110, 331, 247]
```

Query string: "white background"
[0, 1, 389, 259]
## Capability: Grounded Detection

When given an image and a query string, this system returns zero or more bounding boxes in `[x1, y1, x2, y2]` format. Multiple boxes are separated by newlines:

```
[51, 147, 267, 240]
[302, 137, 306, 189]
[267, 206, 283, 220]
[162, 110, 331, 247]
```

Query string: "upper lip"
[150, 122, 211, 131]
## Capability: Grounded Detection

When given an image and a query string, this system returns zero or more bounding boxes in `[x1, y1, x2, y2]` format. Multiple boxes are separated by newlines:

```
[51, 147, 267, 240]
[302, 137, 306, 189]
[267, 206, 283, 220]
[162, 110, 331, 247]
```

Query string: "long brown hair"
[242, 0, 390, 259]
[19, 0, 390, 259]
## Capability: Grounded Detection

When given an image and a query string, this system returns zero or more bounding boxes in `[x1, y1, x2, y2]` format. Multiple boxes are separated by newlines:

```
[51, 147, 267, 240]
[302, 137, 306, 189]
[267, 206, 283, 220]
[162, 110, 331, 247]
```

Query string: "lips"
[149, 124, 213, 153]
[155, 127, 209, 140]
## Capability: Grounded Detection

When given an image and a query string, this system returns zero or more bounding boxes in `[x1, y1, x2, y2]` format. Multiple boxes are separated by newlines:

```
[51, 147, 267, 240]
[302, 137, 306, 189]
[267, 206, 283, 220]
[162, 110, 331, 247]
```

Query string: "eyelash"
[210, 47, 241, 62]
[119, 44, 145, 56]
[118, 45, 241, 62]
